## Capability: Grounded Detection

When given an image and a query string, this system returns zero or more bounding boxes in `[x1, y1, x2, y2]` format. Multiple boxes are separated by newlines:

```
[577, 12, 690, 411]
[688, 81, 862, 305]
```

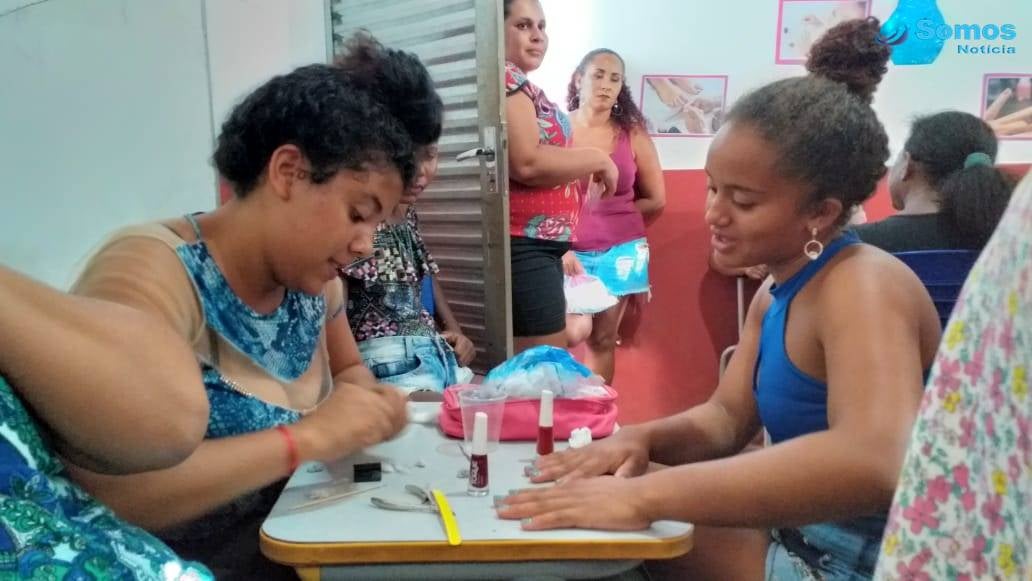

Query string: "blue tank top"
[755, 231, 859, 444]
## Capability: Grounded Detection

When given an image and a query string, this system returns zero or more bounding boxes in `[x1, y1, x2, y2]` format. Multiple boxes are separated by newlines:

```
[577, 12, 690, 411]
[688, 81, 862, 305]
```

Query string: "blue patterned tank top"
[176, 214, 331, 438]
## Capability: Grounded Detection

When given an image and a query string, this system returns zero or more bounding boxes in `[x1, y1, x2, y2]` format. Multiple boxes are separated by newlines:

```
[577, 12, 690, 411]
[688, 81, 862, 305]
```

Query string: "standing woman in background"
[503, 0, 618, 353]
[564, 48, 665, 384]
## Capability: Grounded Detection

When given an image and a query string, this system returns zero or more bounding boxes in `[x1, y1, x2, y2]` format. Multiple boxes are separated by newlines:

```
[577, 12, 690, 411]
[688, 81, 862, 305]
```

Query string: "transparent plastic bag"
[565, 274, 618, 315]
[482, 346, 608, 399]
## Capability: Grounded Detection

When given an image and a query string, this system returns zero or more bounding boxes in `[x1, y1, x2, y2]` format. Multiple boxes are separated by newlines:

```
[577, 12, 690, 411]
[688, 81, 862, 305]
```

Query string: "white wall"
[535, 0, 1032, 169]
[0, 0, 327, 287]
[206, 0, 329, 132]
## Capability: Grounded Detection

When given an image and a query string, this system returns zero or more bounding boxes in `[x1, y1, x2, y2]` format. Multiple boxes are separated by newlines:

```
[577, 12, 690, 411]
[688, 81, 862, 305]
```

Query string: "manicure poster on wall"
[639, 75, 728, 137]
[776, 0, 871, 64]
[982, 74, 1032, 140]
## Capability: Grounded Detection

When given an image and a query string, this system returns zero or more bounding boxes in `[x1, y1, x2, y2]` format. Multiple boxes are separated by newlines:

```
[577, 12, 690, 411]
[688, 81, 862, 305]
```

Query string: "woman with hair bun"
[496, 18, 939, 581]
[563, 48, 665, 384]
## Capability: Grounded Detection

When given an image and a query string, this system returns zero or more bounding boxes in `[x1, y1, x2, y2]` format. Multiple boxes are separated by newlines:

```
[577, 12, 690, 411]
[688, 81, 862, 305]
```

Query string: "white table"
[260, 408, 693, 580]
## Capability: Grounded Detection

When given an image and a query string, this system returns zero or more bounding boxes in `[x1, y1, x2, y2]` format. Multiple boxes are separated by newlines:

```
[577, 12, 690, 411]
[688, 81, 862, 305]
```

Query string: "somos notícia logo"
[877, 0, 1018, 65]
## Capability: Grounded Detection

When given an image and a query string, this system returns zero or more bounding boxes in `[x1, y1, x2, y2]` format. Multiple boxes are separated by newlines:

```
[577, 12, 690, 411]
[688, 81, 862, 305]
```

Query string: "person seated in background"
[0, 264, 211, 580]
[854, 111, 1016, 253]
[336, 34, 475, 397]
[66, 58, 419, 579]
[562, 47, 665, 384]
[874, 172, 1032, 580]
[497, 18, 941, 581]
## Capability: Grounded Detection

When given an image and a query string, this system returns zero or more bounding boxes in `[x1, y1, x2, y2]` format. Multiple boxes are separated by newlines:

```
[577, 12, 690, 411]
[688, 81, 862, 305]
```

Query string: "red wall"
[610, 164, 1030, 425]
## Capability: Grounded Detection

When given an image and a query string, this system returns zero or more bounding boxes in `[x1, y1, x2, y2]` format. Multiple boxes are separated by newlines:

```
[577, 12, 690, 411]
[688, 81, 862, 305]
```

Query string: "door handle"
[456, 147, 496, 162]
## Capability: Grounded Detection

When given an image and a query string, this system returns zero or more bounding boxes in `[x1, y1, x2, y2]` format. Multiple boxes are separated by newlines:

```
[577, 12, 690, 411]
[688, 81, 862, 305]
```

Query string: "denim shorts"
[574, 237, 650, 297]
[766, 522, 883, 581]
[358, 335, 473, 394]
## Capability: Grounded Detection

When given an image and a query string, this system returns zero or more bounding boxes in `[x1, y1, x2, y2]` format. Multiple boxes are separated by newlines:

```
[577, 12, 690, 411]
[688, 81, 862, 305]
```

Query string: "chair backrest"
[893, 250, 978, 329]
[420, 274, 436, 317]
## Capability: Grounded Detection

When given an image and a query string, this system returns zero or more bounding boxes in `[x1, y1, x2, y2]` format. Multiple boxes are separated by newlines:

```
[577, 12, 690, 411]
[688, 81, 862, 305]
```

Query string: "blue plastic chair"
[420, 274, 436, 317]
[893, 250, 978, 329]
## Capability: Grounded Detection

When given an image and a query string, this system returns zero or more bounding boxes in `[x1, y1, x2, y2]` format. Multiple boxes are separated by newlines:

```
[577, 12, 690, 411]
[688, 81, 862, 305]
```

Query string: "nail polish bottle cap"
[539, 389, 554, 427]
[472, 411, 488, 455]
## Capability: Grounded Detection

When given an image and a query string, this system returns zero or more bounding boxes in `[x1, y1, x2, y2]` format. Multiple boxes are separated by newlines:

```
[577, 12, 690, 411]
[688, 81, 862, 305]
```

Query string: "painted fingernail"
[524, 466, 540, 478]
[493, 495, 507, 507]
[521, 517, 533, 526]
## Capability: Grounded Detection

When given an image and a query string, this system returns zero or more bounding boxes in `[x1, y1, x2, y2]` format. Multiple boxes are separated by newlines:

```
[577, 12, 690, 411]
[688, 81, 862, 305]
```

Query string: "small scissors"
[371, 484, 462, 546]
[370, 484, 438, 513]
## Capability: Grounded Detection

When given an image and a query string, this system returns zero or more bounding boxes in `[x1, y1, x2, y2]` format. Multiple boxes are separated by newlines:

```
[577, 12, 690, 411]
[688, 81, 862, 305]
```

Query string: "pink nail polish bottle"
[468, 411, 489, 496]
[537, 389, 554, 456]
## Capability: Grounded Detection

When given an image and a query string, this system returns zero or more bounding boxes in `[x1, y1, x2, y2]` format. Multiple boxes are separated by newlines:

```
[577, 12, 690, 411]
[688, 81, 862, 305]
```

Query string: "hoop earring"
[803, 227, 824, 261]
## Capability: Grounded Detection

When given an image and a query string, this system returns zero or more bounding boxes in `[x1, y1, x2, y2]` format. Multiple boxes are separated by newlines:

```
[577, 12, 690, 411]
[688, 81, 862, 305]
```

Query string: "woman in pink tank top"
[564, 49, 666, 383]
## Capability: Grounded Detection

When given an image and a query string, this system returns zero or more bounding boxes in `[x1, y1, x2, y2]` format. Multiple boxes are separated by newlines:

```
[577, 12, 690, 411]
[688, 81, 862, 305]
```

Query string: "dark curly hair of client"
[727, 16, 890, 226]
[213, 64, 414, 198]
[333, 31, 443, 147]
[806, 17, 891, 104]
[566, 48, 647, 135]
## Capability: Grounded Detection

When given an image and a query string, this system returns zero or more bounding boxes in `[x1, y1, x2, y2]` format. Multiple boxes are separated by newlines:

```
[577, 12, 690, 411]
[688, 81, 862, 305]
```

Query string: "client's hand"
[525, 424, 651, 484]
[496, 475, 652, 531]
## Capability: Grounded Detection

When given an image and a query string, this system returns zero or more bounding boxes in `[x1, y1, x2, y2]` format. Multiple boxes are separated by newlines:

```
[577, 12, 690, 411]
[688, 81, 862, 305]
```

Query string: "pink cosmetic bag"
[438, 383, 619, 441]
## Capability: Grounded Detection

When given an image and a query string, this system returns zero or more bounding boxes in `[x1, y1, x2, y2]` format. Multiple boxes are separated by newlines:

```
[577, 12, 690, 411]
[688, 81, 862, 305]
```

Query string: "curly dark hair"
[805, 17, 891, 104]
[213, 64, 414, 198]
[904, 111, 1016, 248]
[728, 76, 889, 225]
[332, 31, 443, 147]
[566, 49, 646, 134]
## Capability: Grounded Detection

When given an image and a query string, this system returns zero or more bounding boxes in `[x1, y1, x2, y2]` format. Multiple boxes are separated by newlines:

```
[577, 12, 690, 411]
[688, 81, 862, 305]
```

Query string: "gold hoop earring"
[804, 227, 824, 261]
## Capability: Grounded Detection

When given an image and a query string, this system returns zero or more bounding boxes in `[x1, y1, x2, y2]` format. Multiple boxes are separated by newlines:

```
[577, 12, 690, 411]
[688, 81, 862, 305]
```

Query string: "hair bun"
[806, 17, 891, 103]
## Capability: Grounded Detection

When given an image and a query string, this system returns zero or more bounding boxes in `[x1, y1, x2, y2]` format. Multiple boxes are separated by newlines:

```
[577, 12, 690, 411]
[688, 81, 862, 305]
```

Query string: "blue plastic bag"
[483, 346, 604, 398]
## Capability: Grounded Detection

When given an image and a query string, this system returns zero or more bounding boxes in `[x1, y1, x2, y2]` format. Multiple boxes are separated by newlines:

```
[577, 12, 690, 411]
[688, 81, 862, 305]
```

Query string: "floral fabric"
[505, 61, 579, 241]
[344, 206, 439, 341]
[0, 375, 212, 580]
[875, 179, 1031, 580]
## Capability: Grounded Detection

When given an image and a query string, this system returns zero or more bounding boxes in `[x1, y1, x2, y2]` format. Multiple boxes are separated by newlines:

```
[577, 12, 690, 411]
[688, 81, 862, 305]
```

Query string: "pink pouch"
[438, 384, 618, 441]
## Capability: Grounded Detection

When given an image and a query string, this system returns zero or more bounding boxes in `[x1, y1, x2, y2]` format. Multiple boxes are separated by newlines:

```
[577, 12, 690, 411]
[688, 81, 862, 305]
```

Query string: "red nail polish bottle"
[468, 411, 489, 496]
[537, 389, 554, 456]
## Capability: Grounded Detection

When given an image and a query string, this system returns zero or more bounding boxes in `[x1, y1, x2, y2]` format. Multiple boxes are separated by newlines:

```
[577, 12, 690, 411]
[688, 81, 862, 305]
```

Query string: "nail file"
[430, 489, 462, 546]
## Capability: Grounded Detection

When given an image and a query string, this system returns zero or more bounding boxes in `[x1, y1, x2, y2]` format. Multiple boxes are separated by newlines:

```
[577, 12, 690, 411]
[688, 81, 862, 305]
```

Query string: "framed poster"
[982, 74, 1032, 140]
[776, 0, 871, 64]
[639, 75, 728, 137]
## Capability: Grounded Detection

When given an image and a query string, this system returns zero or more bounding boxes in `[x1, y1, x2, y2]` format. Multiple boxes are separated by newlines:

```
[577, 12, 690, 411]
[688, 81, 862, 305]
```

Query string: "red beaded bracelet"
[275, 425, 300, 474]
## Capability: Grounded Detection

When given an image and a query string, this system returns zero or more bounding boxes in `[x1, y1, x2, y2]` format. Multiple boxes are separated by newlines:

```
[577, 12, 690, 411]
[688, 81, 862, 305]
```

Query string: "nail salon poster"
[982, 74, 1032, 140]
[639, 75, 728, 138]
[776, 0, 871, 64]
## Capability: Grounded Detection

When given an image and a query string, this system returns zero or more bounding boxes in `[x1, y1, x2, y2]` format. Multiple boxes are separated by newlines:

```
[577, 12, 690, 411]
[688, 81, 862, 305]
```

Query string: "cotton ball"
[569, 427, 593, 449]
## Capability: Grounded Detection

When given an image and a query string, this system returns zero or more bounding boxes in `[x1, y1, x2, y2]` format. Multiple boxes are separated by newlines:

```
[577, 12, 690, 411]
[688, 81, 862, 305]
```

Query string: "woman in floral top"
[875, 171, 1031, 580]
[504, 0, 619, 352]
[345, 143, 476, 395]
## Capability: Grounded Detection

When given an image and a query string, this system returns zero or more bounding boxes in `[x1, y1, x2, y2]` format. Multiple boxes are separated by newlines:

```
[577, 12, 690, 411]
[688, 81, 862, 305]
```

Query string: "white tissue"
[569, 427, 593, 449]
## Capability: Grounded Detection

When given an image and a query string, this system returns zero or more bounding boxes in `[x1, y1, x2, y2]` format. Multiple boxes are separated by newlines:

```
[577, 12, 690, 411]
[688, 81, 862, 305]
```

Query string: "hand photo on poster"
[640, 75, 727, 137]
[776, 0, 870, 64]
[983, 74, 1032, 139]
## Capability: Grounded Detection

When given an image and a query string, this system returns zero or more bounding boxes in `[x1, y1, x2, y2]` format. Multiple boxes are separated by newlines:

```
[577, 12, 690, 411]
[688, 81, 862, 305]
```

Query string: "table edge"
[259, 525, 694, 566]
